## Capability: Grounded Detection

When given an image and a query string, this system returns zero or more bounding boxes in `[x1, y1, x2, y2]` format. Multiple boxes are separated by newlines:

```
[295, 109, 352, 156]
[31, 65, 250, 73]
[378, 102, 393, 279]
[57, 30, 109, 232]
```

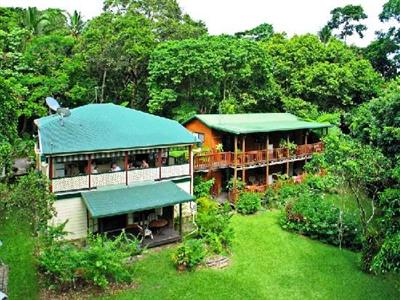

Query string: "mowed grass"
[106, 210, 400, 300]
[0, 210, 39, 300]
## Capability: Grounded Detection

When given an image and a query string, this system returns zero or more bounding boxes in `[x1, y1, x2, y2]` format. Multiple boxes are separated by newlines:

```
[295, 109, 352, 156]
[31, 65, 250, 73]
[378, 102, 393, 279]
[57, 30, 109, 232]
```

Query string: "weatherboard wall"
[51, 196, 88, 240]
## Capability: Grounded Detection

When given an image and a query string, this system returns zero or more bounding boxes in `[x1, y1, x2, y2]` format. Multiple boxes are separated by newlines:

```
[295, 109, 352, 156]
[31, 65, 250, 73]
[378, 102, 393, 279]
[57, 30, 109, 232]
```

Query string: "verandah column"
[157, 148, 162, 179]
[242, 135, 246, 183]
[233, 135, 238, 191]
[266, 134, 269, 186]
[124, 151, 128, 185]
[88, 154, 92, 189]
[49, 156, 53, 192]
[305, 130, 309, 163]
[189, 145, 193, 194]
[179, 203, 183, 236]
[286, 133, 290, 176]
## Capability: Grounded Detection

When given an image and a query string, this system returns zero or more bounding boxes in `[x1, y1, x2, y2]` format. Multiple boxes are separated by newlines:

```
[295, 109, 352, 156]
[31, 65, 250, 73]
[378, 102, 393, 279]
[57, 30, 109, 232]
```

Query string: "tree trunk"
[101, 69, 107, 103]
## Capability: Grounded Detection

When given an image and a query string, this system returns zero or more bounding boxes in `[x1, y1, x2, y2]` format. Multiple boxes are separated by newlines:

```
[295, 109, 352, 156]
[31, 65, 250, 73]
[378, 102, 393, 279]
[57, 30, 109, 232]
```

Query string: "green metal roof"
[82, 181, 193, 218]
[183, 113, 331, 135]
[35, 104, 197, 155]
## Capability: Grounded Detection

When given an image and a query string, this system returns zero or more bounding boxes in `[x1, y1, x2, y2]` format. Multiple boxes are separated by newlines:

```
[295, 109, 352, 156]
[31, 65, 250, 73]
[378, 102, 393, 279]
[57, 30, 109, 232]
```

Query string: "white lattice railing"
[128, 167, 159, 184]
[91, 171, 126, 188]
[52, 175, 89, 193]
[52, 164, 191, 193]
[161, 164, 190, 178]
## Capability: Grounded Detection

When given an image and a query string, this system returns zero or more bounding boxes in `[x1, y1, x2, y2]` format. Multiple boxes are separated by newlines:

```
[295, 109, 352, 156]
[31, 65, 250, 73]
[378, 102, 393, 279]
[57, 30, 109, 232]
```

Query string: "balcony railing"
[193, 142, 324, 171]
[52, 163, 190, 193]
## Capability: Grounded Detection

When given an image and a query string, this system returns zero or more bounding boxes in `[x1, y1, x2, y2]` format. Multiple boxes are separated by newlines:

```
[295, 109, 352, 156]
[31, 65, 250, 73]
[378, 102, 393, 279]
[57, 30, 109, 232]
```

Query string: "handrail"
[193, 142, 324, 171]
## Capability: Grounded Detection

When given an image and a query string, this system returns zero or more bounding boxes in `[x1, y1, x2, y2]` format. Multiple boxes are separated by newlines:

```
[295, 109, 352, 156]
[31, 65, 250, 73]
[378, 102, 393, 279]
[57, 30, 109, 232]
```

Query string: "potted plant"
[216, 143, 224, 152]
[227, 177, 245, 202]
[279, 139, 296, 157]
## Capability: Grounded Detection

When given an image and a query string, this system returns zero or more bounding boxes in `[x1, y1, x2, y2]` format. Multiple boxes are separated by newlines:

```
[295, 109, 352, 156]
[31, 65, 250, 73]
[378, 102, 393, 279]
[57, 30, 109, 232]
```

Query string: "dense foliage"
[1, 172, 55, 232]
[195, 200, 234, 255]
[193, 176, 215, 198]
[237, 192, 261, 215]
[281, 190, 362, 250]
[172, 239, 206, 270]
[39, 224, 141, 290]
[349, 78, 400, 160]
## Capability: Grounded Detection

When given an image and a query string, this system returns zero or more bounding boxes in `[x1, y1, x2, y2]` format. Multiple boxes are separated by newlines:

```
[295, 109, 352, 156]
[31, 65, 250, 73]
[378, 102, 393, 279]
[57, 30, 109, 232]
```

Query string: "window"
[194, 132, 205, 144]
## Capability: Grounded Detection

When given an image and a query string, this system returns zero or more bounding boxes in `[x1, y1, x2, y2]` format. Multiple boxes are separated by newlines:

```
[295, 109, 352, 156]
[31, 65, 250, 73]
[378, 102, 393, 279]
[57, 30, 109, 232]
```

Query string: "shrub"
[303, 174, 338, 193]
[194, 176, 215, 198]
[281, 191, 362, 250]
[196, 196, 219, 214]
[264, 182, 306, 208]
[172, 239, 206, 270]
[226, 177, 245, 192]
[196, 204, 234, 254]
[237, 192, 261, 214]
[372, 232, 400, 274]
[38, 225, 141, 290]
[6, 172, 55, 232]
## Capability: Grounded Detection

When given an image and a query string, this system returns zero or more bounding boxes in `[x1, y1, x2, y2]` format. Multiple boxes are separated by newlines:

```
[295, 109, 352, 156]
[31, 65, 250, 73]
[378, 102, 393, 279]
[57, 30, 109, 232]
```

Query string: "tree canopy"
[147, 35, 281, 120]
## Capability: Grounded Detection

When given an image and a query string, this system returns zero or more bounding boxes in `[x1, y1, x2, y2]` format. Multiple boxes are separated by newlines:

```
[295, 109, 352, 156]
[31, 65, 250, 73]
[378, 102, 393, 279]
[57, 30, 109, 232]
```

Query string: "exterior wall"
[175, 179, 196, 218]
[51, 197, 87, 240]
[208, 170, 223, 195]
[185, 119, 219, 150]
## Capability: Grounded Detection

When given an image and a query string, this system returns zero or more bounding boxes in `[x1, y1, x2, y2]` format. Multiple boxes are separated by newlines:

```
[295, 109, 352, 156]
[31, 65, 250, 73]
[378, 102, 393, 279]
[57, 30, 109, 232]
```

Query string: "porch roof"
[82, 181, 193, 218]
[183, 113, 331, 135]
[35, 103, 197, 156]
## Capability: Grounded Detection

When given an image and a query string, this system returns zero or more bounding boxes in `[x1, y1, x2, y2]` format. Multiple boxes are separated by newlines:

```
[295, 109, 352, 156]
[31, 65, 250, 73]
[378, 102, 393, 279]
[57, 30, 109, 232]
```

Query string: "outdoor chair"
[127, 223, 153, 240]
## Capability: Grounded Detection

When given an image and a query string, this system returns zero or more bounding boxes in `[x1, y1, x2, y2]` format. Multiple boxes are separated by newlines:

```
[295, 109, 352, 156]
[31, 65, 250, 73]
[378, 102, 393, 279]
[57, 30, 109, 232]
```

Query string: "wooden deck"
[194, 142, 323, 171]
[142, 227, 181, 248]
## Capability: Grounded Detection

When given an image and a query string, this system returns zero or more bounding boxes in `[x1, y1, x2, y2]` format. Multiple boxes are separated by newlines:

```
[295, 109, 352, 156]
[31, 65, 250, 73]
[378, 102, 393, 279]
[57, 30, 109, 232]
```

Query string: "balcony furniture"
[149, 218, 168, 229]
[127, 223, 153, 240]
[149, 218, 169, 234]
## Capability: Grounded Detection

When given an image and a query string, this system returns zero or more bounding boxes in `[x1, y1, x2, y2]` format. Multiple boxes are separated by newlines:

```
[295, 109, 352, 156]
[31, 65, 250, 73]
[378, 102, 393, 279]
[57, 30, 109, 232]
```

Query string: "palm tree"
[22, 7, 50, 36]
[67, 10, 86, 37]
[318, 25, 332, 44]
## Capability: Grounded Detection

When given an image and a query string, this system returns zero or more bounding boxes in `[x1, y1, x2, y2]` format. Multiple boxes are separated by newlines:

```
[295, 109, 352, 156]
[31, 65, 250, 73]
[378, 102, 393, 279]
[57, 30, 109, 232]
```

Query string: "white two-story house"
[34, 103, 197, 246]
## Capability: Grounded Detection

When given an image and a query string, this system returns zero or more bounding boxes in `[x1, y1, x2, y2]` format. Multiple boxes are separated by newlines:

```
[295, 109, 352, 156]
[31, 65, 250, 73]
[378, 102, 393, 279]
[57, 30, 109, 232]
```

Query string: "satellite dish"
[45, 96, 71, 126]
[45, 97, 61, 111]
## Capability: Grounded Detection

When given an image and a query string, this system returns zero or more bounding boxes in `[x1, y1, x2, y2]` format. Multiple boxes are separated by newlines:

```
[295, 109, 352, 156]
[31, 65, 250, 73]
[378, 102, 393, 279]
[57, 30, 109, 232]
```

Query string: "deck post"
[157, 149, 162, 179]
[124, 151, 128, 185]
[305, 130, 308, 162]
[286, 134, 290, 176]
[86, 209, 90, 235]
[49, 156, 53, 192]
[242, 135, 246, 183]
[266, 134, 269, 186]
[179, 203, 183, 236]
[233, 135, 238, 191]
[189, 145, 193, 194]
[88, 155, 91, 189]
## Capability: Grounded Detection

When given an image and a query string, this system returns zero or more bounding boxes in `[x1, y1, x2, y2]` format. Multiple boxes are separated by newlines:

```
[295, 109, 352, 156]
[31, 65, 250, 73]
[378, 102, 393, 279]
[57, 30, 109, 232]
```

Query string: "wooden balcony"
[52, 163, 190, 193]
[193, 142, 324, 171]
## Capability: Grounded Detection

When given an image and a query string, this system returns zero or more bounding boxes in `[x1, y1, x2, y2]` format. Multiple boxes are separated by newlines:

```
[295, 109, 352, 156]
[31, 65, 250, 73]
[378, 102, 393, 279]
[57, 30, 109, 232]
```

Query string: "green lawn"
[106, 211, 400, 300]
[0, 210, 39, 300]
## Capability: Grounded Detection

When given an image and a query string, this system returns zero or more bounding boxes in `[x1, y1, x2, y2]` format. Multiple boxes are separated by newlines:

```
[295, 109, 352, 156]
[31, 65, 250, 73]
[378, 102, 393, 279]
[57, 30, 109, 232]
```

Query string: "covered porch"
[82, 180, 193, 247]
